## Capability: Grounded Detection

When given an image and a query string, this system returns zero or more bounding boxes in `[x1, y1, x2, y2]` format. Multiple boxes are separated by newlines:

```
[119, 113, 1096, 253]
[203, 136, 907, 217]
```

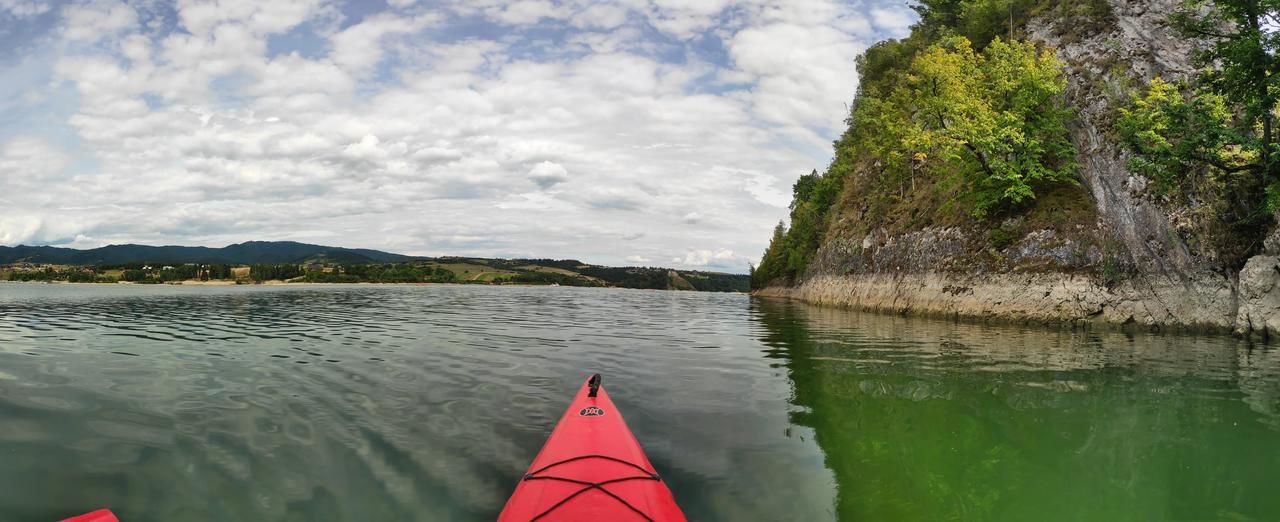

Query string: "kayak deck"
[498, 375, 686, 521]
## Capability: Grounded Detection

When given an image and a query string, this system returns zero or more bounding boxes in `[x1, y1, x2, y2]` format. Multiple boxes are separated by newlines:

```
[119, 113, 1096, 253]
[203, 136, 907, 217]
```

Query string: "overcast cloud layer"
[0, 0, 914, 272]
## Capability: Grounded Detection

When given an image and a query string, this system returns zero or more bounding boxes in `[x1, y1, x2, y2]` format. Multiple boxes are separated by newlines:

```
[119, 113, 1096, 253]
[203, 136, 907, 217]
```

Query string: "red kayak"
[499, 375, 686, 521]
[60, 509, 118, 522]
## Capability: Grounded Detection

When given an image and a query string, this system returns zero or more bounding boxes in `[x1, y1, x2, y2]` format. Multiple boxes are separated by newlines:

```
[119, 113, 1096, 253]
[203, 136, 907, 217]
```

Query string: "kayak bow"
[499, 375, 686, 521]
[60, 509, 118, 522]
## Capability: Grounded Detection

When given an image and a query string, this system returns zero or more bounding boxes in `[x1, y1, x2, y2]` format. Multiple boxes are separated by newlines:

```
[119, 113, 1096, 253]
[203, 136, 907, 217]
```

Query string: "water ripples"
[0, 284, 792, 521]
[4, 284, 1275, 521]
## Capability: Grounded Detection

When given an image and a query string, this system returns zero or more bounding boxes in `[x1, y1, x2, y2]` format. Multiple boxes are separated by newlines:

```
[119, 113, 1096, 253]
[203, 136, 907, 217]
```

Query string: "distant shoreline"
[2, 280, 595, 288]
[0, 280, 746, 293]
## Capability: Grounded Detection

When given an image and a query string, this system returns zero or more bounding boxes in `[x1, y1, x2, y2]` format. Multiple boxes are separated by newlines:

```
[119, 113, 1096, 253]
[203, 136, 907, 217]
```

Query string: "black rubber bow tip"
[587, 374, 601, 398]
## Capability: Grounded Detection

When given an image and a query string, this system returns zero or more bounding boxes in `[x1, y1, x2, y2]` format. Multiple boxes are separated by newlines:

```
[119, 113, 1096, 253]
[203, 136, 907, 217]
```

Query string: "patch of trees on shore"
[297, 264, 457, 283]
[6, 267, 114, 283]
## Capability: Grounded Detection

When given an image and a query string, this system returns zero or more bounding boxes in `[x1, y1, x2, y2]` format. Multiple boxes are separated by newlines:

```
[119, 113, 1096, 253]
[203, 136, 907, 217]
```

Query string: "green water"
[0, 284, 1276, 520]
[760, 299, 1280, 521]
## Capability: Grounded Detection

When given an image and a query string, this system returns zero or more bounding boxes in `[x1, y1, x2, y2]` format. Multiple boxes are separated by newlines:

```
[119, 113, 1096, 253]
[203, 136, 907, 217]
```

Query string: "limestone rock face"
[1237, 256, 1280, 338]
[762, 0, 1280, 334]
[1028, 0, 1204, 275]
[1264, 214, 1280, 256]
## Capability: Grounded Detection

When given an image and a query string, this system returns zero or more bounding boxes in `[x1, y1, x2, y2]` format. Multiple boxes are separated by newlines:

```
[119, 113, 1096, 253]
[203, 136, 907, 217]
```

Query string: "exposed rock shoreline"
[756, 0, 1280, 340]
[757, 221, 1280, 338]
[755, 268, 1272, 337]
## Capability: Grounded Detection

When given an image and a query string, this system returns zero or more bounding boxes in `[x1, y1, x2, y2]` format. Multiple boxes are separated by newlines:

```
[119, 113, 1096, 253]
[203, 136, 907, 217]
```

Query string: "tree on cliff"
[753, 221, 790, 288]
[752, 32, 1076, 289]
[1171, 0, 1280, 181]
[1117, 0, 1280, 265]
[859, 35, 1076, 218]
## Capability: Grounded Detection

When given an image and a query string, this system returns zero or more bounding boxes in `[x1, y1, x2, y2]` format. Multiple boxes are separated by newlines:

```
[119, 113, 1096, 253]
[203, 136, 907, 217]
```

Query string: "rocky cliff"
[761, 0, 1280, 338]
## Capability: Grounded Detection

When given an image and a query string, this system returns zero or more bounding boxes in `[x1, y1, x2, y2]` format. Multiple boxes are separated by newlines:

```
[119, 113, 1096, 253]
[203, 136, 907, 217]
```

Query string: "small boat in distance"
[499, 374, 686, 521]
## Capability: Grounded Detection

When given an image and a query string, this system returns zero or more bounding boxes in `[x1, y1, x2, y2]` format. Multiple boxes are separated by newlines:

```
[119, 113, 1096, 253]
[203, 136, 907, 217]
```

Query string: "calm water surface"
[0, 283, 1277, 521]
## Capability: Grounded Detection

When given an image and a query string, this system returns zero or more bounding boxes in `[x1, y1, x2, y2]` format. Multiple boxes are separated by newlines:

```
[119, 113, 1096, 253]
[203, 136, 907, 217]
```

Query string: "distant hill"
[0, 241, 411, 266]
[0, 241, 749, 292]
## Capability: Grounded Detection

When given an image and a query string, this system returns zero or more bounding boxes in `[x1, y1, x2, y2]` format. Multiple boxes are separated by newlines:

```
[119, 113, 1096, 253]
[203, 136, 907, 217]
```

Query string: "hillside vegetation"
[753, 0, 1280, 289]
[0, 241, 748, 292]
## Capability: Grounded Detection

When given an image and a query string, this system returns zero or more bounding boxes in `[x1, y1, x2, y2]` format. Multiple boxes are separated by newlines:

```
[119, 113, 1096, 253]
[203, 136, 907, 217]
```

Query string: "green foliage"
[249, 264, 304, 281]
[1172, 0, 1280, 155]
[751, 165, 852, 289]
[501, 271, 602, 287]
[1117, 78, 1253, 192]
[1167, 0, 1280, 205]
[988, 226, 1017, 250]
[300, 264, 456, 283]
[7, 267, 116, 283]
[754, 3, 1081, 290]
[860, 36, 1077, 218]
[752, 221, 791, 288]
[1118, 77, 1274, 266]
[680, 271, 750, 292]
[1112, 1, 1280, 265]
[911, 0, 1113, 48]
[1100, 240, 1130, 287]
[121, 269, 148, 282]
[1035, 0, 1115, 44]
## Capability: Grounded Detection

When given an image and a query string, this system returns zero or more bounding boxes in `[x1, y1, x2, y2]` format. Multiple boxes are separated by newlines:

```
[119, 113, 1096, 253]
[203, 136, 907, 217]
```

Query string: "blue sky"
[0, 0, 915, 272]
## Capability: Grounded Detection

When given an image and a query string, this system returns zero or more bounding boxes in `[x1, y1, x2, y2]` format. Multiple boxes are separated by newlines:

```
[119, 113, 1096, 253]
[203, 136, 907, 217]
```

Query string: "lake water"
[0, 284, 1276, 521]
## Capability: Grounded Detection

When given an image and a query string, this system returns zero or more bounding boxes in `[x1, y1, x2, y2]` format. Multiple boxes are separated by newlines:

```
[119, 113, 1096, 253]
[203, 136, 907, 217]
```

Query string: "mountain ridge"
[0, 240, 745, 277]
[0, 241, 412, 266]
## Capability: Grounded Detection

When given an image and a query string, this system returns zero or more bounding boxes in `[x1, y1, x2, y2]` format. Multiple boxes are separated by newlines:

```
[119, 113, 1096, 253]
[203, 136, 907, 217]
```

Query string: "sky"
[0, 0, 916, 273]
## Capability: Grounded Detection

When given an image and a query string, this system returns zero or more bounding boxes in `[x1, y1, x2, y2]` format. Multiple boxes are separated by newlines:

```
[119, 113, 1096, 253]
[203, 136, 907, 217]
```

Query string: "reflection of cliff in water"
[751, 297, 1280, 521]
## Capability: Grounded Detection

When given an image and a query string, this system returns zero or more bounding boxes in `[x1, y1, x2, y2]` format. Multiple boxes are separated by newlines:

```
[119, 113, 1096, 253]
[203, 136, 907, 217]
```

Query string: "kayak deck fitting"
[499, 374, 686, 521]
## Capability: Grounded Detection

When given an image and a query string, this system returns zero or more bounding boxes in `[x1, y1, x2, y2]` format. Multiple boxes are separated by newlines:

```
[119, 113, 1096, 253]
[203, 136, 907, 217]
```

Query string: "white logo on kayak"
[579, 406, 605, 417]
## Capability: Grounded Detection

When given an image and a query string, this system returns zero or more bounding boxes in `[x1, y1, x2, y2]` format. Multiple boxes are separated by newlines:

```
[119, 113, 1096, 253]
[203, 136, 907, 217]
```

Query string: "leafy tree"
[752, 4, 1085, 290]
[752, 221, 790, 289]
[1169, 0, 1280, 208]
[911, 0, 1044, 47]
[1118, 76, 1273, 265]
[250, 264, 303, 281]
[1118, 78, 1253, 189]
[866, 36, 1077, 217]
[121, 269, 148, 282]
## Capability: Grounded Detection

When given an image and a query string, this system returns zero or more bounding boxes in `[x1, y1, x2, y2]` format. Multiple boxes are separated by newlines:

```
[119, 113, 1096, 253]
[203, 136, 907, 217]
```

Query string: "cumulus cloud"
[331, 12, 438, 75]
[0, 136, 70, 180]
[527, 161, 569, 189]
[61, 0, 137, 42]
[0, 0, 50, 19]
[870, 7, 915, 32]
[0, 0, 917, 273]
[676, 248, 738, 267]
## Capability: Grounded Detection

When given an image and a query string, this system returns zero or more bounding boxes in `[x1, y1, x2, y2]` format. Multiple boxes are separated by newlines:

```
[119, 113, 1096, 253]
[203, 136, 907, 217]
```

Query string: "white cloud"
[870, 7, 914, 33]
[0, 136, 70, 180]
[644, 0, 734, 39]
[61, 0, 137, 42]
[676, 248, 737, 267]
[527, 161, 569, 189]
[570, 3, 629, 30]
[727, 19, 865, 143]
[484, 0, 560, 25]
[330, 13, 438, 75]
[1, 0, 917, 272]
[0, 0, 50, 18]
[175, 0, 323, 36]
